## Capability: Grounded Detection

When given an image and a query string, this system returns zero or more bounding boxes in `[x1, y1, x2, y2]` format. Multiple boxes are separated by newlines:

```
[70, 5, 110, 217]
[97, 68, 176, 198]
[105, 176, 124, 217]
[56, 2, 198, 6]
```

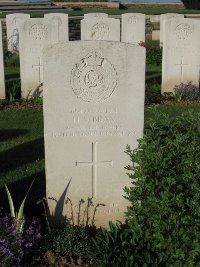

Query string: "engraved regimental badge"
[29, 24, 48, 41]
[175, 23, 193, 40]
[70, 51, 118, 103]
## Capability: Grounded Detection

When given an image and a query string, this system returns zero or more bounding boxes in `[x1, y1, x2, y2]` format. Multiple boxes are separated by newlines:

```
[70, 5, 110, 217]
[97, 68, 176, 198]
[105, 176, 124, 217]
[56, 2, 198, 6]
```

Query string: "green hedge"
[89, 107, 200, 266]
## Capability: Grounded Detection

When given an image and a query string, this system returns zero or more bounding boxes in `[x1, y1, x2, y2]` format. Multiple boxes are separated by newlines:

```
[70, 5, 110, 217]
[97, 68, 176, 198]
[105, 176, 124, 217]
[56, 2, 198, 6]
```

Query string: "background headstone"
[152, 30, 160, 41]
[160, 13, 184, 46]
[81, 18, 120, 41]
[44, 13, 69, 43]
[162, 18, 200, 94]
[121, 13, 145, 44]
[84, 13, 108, 19]
[0, 21, 5, 99]
[6, 13, 30, 53]
[43, 41, 145, 227]
[19, 18, 52, 98]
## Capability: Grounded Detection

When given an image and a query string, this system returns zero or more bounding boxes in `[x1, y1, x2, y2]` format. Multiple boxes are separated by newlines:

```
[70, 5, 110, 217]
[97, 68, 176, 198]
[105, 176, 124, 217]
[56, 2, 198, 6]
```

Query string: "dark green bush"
[43, 224, 93, 258]
[89, 222, 136, 267]
[124, 107, 200, 266]
[6, 80, 21, 101]
[140, 40, 162, 66]
[90, 108, 200, 267]
[145, 79, 162, 105]
[4, 51, 20, 68]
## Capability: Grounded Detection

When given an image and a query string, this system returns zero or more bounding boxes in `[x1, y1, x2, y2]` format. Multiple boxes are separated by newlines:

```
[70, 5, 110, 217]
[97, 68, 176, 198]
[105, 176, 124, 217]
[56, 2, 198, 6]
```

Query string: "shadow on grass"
[5, 73, 20, 80]
[146, 72, 162, 84]
[0, 138, 44, 174]
[0, 129, 29, 142]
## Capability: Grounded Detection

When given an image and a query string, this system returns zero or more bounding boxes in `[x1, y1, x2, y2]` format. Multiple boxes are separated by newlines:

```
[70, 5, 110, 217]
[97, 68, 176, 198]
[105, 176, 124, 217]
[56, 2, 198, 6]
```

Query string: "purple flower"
[0, 213, 41, 266]
[24, 242, 33, 248]
[173, 81, 200, 101]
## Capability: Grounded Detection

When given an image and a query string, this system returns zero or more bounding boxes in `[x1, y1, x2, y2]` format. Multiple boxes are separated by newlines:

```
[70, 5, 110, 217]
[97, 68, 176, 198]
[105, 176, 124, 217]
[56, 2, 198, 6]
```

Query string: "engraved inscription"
[91, 23, 109, 40]
[29, 24, 48, 40]
[32, 57, 43, 83]
[70, 51, 118, 103]
[175, 56, 189, 82]
[128, 16, 138, 24]
[76, 142, 113, 198]
[175, 23, 193, 40]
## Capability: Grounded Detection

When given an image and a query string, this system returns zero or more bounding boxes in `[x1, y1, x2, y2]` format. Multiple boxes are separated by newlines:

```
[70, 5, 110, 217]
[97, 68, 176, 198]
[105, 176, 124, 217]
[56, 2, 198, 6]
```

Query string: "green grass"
[146, 64, 161, 81]
[0, 40, 199, 218]
[0, 110, 45, 217]
[1, 105, 200, 218]
[1, 8, 200, 19]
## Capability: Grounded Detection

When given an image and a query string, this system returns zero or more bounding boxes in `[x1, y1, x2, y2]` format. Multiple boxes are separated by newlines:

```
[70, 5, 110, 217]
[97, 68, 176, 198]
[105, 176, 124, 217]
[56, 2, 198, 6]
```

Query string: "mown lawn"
[1, 40, 200, 217]
[1, 8, 200, 19]
[1, 104, 200, 218]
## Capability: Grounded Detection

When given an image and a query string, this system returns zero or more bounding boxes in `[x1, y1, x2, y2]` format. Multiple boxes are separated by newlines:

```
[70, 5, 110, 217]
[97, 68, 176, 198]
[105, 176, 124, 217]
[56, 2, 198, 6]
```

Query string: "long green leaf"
[5, 185, 15, 218]
[17, 178, 35, 221]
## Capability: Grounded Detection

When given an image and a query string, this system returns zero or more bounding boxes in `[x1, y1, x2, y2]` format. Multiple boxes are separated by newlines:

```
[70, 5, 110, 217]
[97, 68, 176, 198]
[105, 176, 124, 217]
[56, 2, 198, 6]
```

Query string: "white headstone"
[19, 18, 59, 98]
[0, 21, 5, 99]
[84, 13, 108, 19]
[162, 18, 200, 94]
[152, 30, 160, 41]
[44, 13, 69, 43]
[81, 18, 120, 41]
[121, 13, 145, 44]
[149, 15, 160, 23]
[160, 13, 184, 46]
[6, 13, 30, 53]
[43, 41, 145, 227]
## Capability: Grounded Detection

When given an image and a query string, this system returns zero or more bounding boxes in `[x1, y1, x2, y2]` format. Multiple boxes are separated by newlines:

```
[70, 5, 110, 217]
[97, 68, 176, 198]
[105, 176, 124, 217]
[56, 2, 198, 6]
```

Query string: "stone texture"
[0, 21, 5, 99]
[44, 13, 69, 43]
[152, 30, 160, 40]
[148, 15, 160, 23]
[121, 13, 145, 44]
[81, 18, 120, 41]
[19, 18, 60, 98]
[43, 41, 145, 227]
[84, 13, 108, 19]
[162, 18, 200, 94]
[6, 13, 30, 52]
[160, 13, 184, 46]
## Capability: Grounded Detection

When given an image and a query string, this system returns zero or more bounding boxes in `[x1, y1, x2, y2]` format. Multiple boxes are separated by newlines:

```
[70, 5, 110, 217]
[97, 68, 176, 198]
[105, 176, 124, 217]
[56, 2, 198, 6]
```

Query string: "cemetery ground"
[1, 7, 200, 19]
[1, 39, 200, 265]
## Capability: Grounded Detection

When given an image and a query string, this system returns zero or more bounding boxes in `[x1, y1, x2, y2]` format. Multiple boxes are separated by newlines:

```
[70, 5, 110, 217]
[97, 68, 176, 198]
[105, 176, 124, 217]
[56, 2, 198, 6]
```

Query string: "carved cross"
[76, 142, 113, 198]
[175, 56, 190, 82]
[32, 57, 43, 83]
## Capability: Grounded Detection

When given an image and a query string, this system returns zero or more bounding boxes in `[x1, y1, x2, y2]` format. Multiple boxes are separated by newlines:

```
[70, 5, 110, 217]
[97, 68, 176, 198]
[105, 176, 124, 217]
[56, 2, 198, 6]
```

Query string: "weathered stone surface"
[148, 15, 160, 23]
[160, 13, 184, 46]
[84, 13, 108, 19]
[44, 13, 69, 43]
[19, 18, 51, 98]
[0, 21, 5, 99]
[162, 18, 200, 94]
[121, 13, 145, 44]
[43, 41, 145, 227]
[6, 13, 30, 52]
[19, 18, 64, 98]
[152, 30, 160, 40]
[81, 18, 120, 41]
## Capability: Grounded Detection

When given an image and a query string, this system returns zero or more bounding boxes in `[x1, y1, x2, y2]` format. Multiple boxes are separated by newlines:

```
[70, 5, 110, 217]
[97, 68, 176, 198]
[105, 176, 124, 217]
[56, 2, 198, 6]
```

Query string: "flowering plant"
[0, 211, 41, 266]
[173, 81, 200, 101]
[5, 179, 35, 234]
